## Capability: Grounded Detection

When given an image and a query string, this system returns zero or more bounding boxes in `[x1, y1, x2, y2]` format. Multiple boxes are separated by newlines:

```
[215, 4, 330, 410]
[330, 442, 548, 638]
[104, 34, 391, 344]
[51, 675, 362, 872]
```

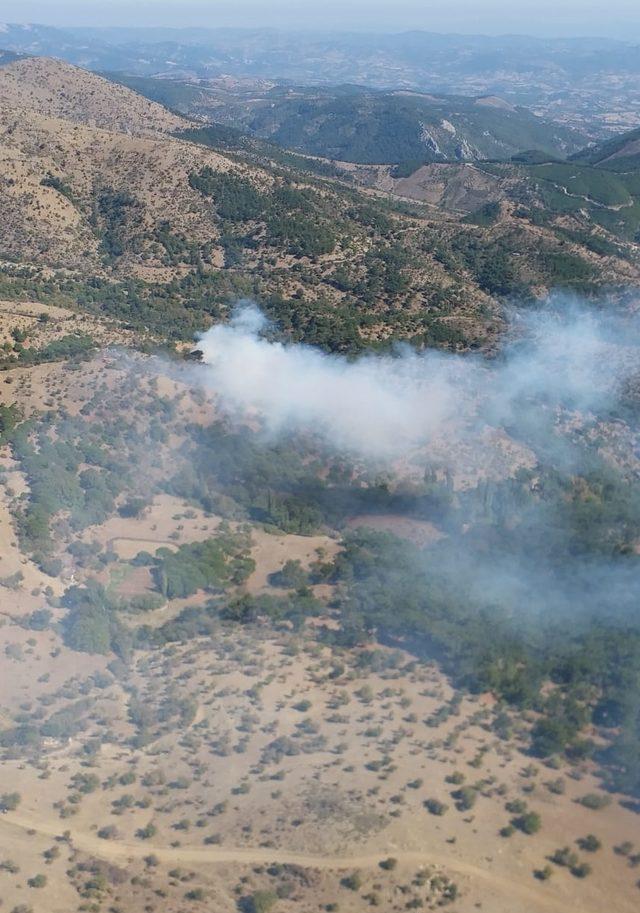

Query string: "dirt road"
[0, 810, 610, 913]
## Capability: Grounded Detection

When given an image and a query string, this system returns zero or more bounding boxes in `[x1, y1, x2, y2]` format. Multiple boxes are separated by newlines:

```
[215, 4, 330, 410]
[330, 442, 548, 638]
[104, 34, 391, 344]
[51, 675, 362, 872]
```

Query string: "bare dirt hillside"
[0, 101, 237, 271]
[0, 58, 498, 344]
[0, 54, 637, 353]
[338, 160, 508, 212]
[0, 56, 188, 135]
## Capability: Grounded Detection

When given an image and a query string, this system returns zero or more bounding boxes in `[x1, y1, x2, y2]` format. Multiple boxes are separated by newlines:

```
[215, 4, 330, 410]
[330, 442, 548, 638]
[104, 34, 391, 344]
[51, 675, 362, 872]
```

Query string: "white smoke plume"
[196, 300, 638, 466]
[198, 305, 465, 458]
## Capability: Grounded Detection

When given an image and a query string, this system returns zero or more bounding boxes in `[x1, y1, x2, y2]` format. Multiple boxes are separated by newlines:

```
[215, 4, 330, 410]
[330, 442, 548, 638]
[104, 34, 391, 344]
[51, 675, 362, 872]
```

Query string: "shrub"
[424, 798, 448, 816]
[614, 841, 634, 856]
[341, 872, 362, 891]
[356, 685, 374, 704]
[513, 811, 542, 835]
[577, 834, 601, 852]
[118, 498, 149, 519]
[71, 772, 100, 794]
[550, 847, 579, 868]
[445, 771, 465, 785]
[241, 891, 278, 913]
[545, 777, 565, 795]
[534, 865, 554, 881]
[269, 559, 308, 589]
[27, 874, 47, 888]
[452, 786, 477, 811]
[0, 792, 21, 812]
[578, 793, 611, 811]
[22, 609, 52, 631]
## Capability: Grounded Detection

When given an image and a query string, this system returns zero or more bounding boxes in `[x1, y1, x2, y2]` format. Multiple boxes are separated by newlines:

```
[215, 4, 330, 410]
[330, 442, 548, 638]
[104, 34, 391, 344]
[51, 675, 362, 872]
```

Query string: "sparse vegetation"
[0, 41, 638, 913]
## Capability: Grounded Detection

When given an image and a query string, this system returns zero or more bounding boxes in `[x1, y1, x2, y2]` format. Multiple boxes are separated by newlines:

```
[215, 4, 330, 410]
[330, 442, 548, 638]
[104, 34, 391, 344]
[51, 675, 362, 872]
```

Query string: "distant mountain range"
[0, 53, 639, 353]
[0, 23, 639, 127]
[107, 76, 588, 166]
[571, 127, 640, 170]
[342, 123, 640, 246]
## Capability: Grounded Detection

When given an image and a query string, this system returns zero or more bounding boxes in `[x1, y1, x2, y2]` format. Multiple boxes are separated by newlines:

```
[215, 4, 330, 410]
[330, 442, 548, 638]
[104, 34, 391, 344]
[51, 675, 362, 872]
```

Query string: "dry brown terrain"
[0, 55, 639, 909]
[1, 52, 636, 345]
[335, 160, 507, 214]
[0, 57, 188, 135]
[0, 105, 236, 271]
[1, 619, 639, 913]
[0, 322, 638, 913]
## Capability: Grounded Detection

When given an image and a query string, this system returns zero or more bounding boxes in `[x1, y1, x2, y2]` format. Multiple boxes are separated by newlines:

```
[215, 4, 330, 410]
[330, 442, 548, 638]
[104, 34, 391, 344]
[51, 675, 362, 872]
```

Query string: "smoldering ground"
[46, 295, 639, 626]
[195, 299, 640, 472]
[8, 295, 639, 792]
[182, 299, 640, 795]
[191, 298, 640, 625]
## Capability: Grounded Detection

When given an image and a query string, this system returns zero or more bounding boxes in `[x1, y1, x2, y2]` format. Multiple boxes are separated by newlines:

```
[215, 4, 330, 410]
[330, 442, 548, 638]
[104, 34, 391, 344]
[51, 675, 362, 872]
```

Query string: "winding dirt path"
[0, 811, 606, 913]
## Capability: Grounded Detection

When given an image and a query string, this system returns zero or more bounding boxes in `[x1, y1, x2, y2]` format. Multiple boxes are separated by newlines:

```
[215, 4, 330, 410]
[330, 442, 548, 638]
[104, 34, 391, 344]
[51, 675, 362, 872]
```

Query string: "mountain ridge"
[0, 56, 188, 135]
[108, 74, 590, 166]
[571, 126, 640, 170]
[0, 53, 638, 354]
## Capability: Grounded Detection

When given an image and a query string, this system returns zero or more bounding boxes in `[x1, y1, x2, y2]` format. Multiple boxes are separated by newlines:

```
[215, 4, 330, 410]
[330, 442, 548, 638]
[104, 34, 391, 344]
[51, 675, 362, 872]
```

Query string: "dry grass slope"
[0, 57, 189, 135]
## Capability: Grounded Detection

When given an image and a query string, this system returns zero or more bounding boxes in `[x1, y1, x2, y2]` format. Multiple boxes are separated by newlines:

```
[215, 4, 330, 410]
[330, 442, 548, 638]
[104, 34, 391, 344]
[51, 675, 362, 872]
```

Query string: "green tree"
[0, 792, 21, 812]
[241, 891, 278, 913]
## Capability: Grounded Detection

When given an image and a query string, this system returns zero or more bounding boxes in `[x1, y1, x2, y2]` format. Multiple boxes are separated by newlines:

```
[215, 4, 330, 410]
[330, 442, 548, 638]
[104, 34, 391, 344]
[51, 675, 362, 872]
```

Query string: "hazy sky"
[1, 0, 640, 39]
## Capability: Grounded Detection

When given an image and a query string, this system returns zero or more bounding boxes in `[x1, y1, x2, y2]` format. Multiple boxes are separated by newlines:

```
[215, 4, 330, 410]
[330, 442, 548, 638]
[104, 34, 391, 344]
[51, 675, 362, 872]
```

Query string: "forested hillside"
[1, 56, 639, 357]
[110, 75, 589, 165]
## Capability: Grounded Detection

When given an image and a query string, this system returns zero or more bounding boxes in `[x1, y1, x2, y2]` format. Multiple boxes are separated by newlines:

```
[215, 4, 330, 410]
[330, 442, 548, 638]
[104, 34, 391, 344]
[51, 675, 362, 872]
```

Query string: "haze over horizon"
[2, 0, 640, 40]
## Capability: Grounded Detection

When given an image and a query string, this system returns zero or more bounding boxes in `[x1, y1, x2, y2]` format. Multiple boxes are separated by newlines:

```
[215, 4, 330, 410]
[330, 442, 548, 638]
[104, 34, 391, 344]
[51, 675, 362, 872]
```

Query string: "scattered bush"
[424, 798, 449, 816]
[577, 834, 601, 852]
[577, 793, 611, 811]
[0, 792, 21, 812]
[341, 872, 363, 891]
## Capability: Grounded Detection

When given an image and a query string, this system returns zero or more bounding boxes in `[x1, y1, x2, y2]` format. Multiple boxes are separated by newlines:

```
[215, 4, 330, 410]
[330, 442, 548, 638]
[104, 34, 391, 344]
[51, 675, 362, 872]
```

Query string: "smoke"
[197, 304, 461, 460]
[194, 299, 640, 629]
[196, 299, 639, 476]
